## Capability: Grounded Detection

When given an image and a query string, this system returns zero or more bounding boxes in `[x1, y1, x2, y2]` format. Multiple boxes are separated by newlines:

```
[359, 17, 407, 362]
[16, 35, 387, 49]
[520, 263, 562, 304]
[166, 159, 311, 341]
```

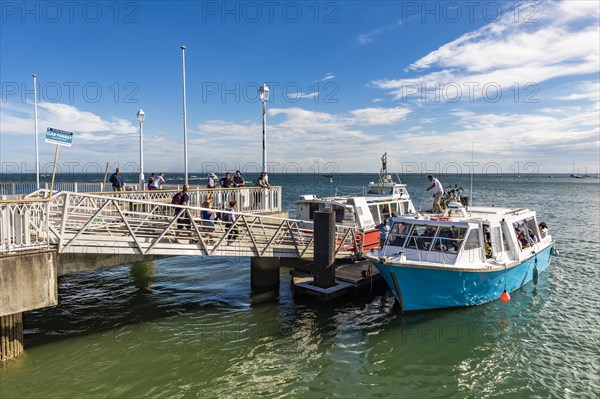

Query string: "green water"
[1, 174, 599, 398]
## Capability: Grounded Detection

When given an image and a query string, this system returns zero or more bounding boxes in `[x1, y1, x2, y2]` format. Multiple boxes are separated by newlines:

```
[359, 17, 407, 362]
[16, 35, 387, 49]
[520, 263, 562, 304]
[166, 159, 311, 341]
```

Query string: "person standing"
[154, 172, 166, 189]
[109, 167, 125, 191]
[207, 173, 217, 189]
[148, 173, 157, 190]
[256, 172, 271, 188]
[379, 219, 390, 248]
[233, 170, 245, 187]
[426, 175, 444, 213]
[224, 200, 238, 244]
[220, 172, 235, 188]
[172, 184, 191, 237]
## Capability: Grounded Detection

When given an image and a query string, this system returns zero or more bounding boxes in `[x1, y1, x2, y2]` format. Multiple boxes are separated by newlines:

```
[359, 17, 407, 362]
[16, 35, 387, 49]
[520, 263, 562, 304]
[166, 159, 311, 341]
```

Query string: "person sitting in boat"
[379, 219, 390, 248]
[426, 175, 444, 213]
[518, 231, 530, 249]
[484, 228, 493, 257]
[539, 222, 548, 238]
[528, 229, 539, 244]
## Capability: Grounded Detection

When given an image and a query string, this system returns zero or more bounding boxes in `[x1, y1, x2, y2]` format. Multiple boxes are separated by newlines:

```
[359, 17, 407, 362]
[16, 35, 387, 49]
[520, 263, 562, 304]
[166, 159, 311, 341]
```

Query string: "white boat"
[296, 153, 416, 252]
[366, 202, 556, 312]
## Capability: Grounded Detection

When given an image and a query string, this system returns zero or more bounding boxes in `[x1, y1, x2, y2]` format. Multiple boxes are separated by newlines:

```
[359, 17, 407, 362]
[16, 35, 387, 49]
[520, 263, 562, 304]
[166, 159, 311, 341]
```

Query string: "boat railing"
[334, 186, 364, 197]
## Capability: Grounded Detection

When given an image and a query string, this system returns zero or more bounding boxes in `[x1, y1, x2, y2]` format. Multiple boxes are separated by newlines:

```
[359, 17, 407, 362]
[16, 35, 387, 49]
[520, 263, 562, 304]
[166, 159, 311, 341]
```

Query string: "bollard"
[314, 210, 336, 288]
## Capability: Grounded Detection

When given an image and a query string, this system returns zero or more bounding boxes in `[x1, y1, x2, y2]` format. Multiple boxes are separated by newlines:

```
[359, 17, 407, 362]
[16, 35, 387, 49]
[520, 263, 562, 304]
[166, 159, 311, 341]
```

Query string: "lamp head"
[180, 45, 187, 50]
[258, 83, 270, 103]
[137, 109, 145, 122]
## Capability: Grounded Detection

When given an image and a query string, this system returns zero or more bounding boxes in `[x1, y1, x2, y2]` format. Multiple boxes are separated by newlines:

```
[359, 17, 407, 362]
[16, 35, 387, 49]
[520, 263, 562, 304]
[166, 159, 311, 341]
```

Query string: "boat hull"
[374, 245, 554, 311]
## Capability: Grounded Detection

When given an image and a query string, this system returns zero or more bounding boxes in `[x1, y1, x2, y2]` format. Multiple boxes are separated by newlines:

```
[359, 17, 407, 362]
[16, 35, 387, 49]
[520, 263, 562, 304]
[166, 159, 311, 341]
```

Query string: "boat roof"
[392, 205, 536, 225]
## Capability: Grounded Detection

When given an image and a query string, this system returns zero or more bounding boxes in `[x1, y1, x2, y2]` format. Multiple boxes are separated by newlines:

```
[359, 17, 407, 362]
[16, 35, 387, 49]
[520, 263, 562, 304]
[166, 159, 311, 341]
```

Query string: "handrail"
[2, 191, 361, 259]
[0, 199, 50, 253]
[47, 192, 359, 258]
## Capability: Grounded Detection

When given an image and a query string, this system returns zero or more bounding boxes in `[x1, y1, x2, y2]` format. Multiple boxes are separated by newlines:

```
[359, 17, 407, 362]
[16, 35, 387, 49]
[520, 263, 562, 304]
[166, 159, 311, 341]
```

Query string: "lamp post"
[137, 109, 145, 190]
[180, 45, 189, 185]
[33, 74, 40, 189]
[258, 83, 270, 175]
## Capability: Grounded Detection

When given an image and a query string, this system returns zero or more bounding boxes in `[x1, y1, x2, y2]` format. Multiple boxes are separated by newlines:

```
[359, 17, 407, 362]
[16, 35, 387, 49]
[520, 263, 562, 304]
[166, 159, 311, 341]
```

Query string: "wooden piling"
[0, 313, 24, 362]
[250, 257, 280, 294]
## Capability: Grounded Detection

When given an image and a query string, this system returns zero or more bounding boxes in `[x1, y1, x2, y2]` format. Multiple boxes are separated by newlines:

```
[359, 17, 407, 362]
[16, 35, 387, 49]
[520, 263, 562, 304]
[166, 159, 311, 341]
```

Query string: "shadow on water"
[22, 260, 201, 348]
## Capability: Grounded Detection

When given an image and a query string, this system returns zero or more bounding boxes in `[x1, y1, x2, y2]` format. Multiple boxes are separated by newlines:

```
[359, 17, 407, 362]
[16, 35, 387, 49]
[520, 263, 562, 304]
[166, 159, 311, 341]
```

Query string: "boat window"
[406, 225, 437, 250]
[379, 204, 391, 222]
[369, 205, 380, 224]
[308, 203, 319, 219]
[463, 228, 481, 251]
[343, 208, 355, 222]
[501, 222, 512, 251]
[389, 202, 398, 215]
[388, 222, 411, 247]
[333, 205, 345, 223]
[431, 226, 465, 253]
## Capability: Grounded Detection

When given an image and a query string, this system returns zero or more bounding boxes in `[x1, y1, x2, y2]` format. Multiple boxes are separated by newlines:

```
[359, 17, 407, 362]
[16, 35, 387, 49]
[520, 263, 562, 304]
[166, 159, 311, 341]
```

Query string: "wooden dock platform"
[292, 259, 384, 300]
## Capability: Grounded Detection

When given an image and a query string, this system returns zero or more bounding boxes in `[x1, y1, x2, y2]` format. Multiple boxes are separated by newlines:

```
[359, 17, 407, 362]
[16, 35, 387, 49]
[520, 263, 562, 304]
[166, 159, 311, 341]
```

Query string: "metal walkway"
[1, 190, 364, 259]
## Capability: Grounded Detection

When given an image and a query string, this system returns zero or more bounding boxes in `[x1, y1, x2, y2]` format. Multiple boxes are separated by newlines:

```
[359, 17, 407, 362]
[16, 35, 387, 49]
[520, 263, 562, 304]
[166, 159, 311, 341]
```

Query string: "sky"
[1, 0, 599, 177]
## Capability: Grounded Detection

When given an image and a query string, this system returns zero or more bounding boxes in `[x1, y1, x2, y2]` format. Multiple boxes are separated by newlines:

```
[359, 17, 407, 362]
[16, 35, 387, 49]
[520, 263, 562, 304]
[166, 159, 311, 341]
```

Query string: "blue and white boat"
[366, 202, 556, 312]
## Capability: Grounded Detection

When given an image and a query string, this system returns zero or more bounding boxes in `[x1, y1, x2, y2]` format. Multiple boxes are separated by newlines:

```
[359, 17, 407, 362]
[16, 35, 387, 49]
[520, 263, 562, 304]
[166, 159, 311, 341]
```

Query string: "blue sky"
[1, 0, 599, 176]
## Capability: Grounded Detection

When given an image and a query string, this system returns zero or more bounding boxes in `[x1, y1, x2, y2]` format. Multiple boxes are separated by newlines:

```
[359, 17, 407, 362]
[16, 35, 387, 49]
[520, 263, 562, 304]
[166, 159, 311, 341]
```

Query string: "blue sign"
[45, 128, 73, 147]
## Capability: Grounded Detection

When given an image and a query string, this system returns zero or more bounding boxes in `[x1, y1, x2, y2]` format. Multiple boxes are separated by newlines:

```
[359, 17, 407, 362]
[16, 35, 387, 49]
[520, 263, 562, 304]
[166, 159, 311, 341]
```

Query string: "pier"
[1, 185, 368, 361]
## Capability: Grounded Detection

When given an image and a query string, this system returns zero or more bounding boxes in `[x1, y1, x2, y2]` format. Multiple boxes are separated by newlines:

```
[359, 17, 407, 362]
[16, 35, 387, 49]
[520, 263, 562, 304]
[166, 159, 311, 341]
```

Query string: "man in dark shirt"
[220, 172, 235, 188]
[109, 168, 125, 191]
[233, 170, 245, 187]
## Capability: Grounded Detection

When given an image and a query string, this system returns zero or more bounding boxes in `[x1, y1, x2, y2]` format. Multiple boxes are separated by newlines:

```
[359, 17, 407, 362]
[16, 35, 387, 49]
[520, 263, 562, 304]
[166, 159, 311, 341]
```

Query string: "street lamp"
[33, 74, 40, 189]
[180, 45, 189, 185]
[137, 109, 145, 190]
[258, 83, 270, 175]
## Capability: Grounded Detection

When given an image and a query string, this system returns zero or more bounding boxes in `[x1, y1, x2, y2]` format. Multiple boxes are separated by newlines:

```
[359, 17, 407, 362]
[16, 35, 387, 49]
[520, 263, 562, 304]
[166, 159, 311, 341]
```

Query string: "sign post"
[45, 128, 73, 198]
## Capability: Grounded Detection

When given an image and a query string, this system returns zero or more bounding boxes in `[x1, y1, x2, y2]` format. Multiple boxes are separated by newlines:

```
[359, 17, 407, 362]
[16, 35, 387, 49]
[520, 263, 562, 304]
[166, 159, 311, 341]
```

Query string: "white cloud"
[357, 20, 402, 46]
[373, 1, 600, 102]
[349, 107, 411, 125]
[553, 81, 600, 102]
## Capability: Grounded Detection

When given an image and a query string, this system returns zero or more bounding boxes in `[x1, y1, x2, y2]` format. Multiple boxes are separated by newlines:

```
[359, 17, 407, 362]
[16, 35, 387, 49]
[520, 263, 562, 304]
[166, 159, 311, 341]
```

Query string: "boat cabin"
[379, 205, 549, 268]
[296, 170, 416, 229]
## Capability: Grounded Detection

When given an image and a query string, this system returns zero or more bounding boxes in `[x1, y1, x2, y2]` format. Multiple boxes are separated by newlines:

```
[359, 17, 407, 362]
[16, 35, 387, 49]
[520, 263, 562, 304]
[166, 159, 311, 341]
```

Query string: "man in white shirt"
[426, 175, 444, 213]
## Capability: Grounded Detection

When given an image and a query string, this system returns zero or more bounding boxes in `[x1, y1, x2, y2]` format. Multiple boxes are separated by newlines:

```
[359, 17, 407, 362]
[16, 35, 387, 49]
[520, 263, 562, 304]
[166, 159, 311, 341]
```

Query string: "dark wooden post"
[314, 210, 336, 288]
[250, 257, 280, 294]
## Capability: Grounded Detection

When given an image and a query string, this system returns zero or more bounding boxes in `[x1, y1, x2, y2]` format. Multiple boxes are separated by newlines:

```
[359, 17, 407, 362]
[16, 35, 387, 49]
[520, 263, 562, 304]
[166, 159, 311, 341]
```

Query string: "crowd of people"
[206, 171, 270, 189]
[108, 167, 272, 192]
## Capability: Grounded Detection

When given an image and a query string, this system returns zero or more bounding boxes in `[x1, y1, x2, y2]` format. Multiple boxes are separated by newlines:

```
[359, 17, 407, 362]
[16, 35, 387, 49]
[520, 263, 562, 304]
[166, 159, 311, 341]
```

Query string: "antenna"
[469, 142, 474, 216]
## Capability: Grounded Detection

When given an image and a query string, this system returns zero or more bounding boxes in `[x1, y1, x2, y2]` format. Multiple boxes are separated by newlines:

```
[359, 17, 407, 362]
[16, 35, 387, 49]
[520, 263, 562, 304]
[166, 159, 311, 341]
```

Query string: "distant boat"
[322, 174, 334, 183]
[570, 163, 584, 179]
[584, 167, 591, 178]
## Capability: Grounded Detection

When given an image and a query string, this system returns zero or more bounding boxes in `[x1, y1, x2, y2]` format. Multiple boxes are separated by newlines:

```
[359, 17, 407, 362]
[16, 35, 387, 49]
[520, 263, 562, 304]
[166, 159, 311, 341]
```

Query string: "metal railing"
[1, 188, 361, 259]
[38, 186, 281, 213]
[46, 192, 360, 258]
[1, 182, 106, 196]
[0, 199, 50, 253]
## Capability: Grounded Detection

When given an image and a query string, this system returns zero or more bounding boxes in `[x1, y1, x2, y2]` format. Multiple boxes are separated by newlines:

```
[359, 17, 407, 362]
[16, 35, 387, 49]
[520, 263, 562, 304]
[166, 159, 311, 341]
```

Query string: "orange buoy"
[500, 290, 511, 302]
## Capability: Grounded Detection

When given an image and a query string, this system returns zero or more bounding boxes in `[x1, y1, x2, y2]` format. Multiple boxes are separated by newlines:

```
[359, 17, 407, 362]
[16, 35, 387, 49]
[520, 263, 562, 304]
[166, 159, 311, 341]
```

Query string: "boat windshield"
[388, 222, 467, 252]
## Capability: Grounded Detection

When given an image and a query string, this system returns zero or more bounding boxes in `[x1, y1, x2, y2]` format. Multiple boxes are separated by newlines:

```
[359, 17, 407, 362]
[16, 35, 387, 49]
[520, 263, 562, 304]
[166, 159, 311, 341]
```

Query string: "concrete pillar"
[1, 313, 23, 362]
[250, 256, 280, 293]
[314, 210, 336, 288]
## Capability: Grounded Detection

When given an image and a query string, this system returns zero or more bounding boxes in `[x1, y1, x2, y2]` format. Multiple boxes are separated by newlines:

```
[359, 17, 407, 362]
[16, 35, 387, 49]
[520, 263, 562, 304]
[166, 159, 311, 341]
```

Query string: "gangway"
[2, 191, 366, 259]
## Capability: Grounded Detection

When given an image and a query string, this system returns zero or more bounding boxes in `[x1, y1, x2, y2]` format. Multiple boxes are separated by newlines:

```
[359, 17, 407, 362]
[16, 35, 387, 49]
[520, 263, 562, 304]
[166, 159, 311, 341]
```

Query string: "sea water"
[1, 173, 598, 398]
